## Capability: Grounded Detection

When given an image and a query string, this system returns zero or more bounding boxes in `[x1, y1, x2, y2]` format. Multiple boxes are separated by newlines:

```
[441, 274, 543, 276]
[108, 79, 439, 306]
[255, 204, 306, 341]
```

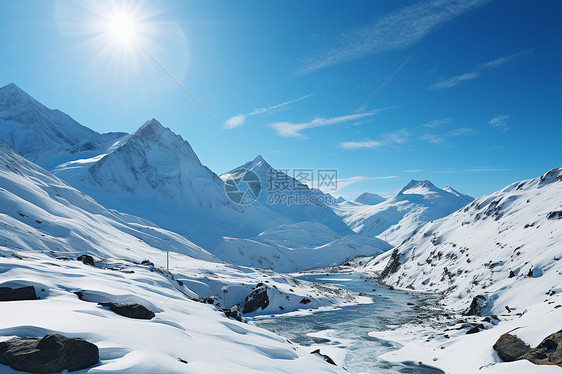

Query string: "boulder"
[0, 286, 37, 301]
[0, 333, 98, 373]
[493, 333, 531, 362]
[98, 302, 155, 320]
[310, 349, 336, 366]
[221, 305, 242, 322]
[77, 255, 95, 267]
[464, 295, 488, 316]
[523, 330, 562, 366]
[299, 297, 311, 305]
[241, 285, 269, 314]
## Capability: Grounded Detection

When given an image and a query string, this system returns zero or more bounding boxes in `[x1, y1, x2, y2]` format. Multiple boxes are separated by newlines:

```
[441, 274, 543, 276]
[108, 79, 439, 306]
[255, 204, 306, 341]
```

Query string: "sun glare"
[107, 13, 137, 43]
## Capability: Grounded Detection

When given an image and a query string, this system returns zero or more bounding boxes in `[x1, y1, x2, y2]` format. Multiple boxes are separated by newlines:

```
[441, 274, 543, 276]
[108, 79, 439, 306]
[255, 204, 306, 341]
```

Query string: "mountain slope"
[364, 168, 562, 374]
[221, 155, 351, 236]
[0, 141, 357, 373]
[371, 168, 562, 313]
[0, 83, 126, 169]
[53, 119, 289, 250]
[333, 180, 474, 245]
[354, 192, 386, 205]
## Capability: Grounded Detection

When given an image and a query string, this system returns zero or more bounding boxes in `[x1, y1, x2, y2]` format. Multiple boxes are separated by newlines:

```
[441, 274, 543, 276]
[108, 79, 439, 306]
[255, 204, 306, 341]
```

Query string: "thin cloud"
[428, 72, 481, 90]
[298, 0, 490, 75]
[489, 115, 510, 132]
[340, 140, 382, 150]
[422, 118, 452, 128]
[421, 127, 476, 143]
[404, 169, 424, 173]
[340, 129, 412, 149]
[447, 127, 477, 137]
[270, 110, 380, 139]
[224, 94, 313, 129]
[429, 50, 531, 90]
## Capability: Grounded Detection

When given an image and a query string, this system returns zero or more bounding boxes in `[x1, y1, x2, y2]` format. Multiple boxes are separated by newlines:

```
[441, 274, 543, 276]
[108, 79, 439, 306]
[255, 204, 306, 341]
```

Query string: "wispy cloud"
[429, 50, 531, 90]
[224, 94, 312, 129]
[404, 169, 424, 173]
[339, 129, 412, 149]
[298, 0, 490, 75]
[489, 115, 510, 132]
[421, 127, 477, 143]
[422, 118, 452, 128]
[270, 110, 381, 138]
[428, 72, 481, 90]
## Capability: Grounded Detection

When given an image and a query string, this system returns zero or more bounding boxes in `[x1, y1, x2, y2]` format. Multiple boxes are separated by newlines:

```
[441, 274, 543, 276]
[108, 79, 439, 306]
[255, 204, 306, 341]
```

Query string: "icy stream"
[254, 273, 444, 373]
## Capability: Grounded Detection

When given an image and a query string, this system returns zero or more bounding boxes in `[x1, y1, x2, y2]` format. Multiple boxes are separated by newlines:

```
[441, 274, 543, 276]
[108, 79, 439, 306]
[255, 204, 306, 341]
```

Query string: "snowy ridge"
[363, 168, 562, 373]
[333, 179, 474, 245]
[0, 83, 126, 170]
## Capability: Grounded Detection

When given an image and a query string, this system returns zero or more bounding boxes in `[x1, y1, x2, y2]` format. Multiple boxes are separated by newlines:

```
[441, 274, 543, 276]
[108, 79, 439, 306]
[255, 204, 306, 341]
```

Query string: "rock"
[77, 255, 95, 267]
[0, 286, 37, 301]
[98, 302, 155, 320]
[74, 291, 84, 300]
[508, 270, 516, 278]
[464, 295, 488, 316]
[299, 297, 311, 305]
[0, 333, 98, 373]
[198, 296, 216, 304]
[140, 260, 154, 267]
[310, 349, 336, 366]
[221, 305, 242, 321]
[466, 324, 485, 334]
[380, 249, 400, 279]
[241, 285, 269, 314]
[527, 268, 534, 277]
[493, 333, 531, 362]
[522, 329, 562, 366]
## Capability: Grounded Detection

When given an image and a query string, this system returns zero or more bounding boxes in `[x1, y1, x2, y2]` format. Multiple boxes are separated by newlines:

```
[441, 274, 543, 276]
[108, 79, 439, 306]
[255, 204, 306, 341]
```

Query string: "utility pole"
[166, 251, 169, 270]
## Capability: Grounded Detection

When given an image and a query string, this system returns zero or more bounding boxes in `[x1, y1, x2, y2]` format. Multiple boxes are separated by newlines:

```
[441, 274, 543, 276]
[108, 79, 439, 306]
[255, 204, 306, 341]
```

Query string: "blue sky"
[0, 0, 560, 199]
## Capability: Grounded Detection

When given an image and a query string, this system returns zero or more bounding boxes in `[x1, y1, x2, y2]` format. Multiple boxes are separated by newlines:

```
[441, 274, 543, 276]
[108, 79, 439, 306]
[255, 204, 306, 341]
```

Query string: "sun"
[107, 12, 138, 43]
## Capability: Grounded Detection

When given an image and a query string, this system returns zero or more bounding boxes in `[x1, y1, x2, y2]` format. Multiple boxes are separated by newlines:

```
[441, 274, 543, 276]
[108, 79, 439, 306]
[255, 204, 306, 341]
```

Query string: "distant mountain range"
[0, 82, 475, 270]
[332, 179, 474, 246]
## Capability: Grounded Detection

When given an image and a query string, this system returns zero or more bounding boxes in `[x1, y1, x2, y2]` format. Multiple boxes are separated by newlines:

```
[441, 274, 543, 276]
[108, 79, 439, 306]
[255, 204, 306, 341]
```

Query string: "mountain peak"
[354, 192, 385, 205]
[400, 179, 437, 192]
[0, 82, 36, 106]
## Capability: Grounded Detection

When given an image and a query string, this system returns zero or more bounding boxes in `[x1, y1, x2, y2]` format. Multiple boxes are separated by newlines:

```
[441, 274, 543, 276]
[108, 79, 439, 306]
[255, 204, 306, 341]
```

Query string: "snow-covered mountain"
[0, 85, 387, 271]
[221, 156, 351, 236]
[354, 192, 386, 205]
[53, 119, 289, 250]
[364, 168, 562, 373]
[0, 140, 361, 372]
[333, 180, 474, 246]
[0, 83, 127, 170]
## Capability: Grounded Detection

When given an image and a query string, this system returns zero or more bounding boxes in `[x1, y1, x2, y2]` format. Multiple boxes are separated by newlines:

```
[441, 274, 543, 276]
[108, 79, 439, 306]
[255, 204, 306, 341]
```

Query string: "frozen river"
[254, 273, 443, 373]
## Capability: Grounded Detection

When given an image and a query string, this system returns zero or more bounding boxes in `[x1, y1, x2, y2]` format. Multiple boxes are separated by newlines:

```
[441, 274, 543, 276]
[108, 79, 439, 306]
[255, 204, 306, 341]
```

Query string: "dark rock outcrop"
[221, 305, 242, 321]
[464, 295, 488, 316]
[77, 255, 95, 267]
[98, 302, 155, 320]
[241, 285, 269, 314]
[493, 333, 531, 362]
[299, 297, 311, 305]
[380, 249, 400, 279]
[522, 330, 562, 366]
[0, 333, 99, 373]
[0, 286, 37, 301]
[310, 349, 336, 366]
